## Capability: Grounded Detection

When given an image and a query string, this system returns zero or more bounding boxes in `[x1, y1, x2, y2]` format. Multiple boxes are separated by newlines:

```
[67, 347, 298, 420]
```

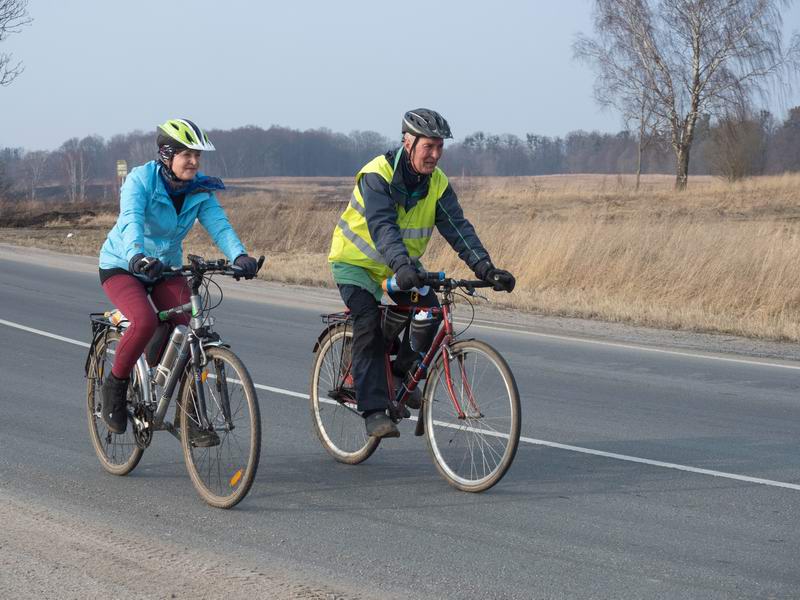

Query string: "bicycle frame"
[324, 280, 487, 425]
[87, 261, 240, 439]
[391, 300, 477, 422]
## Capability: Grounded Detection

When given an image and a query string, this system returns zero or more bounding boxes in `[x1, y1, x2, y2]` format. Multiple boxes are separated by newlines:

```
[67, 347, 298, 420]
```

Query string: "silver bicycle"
[85, 254, 264, 508]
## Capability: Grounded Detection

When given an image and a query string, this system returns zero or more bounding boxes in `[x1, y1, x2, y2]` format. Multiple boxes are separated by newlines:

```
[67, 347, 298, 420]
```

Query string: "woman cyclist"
[98, 118, 259, 435]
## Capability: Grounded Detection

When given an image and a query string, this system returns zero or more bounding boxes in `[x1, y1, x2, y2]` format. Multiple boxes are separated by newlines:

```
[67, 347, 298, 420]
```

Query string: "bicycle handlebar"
[164, 254, 266, 280]
[383, 271, 495, 294]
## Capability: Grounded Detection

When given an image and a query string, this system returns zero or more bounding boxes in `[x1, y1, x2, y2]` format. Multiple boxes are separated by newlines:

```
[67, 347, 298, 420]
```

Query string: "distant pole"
[116, 160, 128, 200]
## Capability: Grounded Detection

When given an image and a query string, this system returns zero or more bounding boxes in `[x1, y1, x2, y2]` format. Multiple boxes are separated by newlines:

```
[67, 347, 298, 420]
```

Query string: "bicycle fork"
[189, 341, 212, 430]
[213, 358, 234, 431]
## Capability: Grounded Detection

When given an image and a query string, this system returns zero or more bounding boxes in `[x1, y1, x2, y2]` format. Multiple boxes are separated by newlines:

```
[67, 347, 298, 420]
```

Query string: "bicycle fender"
[312, 323, 345, 353]
[84, 317, 113, 377]
[414, 404, 425, 436]
[202, 340, 230, 349]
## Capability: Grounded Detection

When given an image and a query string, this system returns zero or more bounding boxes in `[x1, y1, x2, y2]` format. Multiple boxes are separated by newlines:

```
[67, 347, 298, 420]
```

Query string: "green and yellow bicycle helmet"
[156, 118, 216, 152]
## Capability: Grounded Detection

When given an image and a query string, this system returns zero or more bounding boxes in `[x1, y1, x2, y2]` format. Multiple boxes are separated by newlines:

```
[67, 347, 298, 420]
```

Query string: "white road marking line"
[517, 436, 800, 491]
[0, 319, 90, 348]
[467, 321, 800, 370]
[2, 317, 799, 492]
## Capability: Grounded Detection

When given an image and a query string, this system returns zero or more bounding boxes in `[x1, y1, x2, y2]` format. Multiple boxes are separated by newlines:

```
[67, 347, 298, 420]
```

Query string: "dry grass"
[3, 173, 800, 340]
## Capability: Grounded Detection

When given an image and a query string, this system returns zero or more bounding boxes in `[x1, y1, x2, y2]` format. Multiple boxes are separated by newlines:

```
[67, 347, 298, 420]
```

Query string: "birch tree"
[575, 0, 800, 189]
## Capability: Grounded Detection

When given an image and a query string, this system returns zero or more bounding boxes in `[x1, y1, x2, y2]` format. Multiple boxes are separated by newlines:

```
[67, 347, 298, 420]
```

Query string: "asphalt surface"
[1, 248, 800, 599]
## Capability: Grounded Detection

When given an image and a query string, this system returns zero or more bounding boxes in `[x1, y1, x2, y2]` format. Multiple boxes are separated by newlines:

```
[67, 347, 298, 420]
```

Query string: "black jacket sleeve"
[361, 173, 412, 271]
[435, 184, 490, 270]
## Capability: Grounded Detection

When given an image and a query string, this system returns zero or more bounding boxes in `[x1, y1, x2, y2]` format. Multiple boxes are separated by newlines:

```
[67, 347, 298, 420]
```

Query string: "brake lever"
[461, 283, 489, 301]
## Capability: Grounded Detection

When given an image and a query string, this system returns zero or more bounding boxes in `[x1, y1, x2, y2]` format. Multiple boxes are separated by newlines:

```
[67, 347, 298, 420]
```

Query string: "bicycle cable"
[452, 289, 477, 337]
[198, 272, 224, 327]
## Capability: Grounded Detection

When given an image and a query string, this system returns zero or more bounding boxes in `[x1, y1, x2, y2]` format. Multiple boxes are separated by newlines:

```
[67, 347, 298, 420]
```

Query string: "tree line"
[0, 108, 799, 203]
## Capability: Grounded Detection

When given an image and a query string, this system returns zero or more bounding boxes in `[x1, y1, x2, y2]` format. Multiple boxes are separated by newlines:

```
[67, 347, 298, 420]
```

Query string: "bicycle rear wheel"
[310, 325, 379, 464]
[179, 346, 261, 509]
[424, 339, 520, 492]
[86, 329, 144, 476]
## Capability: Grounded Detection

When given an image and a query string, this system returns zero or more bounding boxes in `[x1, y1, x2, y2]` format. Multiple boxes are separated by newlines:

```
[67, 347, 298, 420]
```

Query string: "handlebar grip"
[422, 271, 445, 285]
[382, 271, 445, 294]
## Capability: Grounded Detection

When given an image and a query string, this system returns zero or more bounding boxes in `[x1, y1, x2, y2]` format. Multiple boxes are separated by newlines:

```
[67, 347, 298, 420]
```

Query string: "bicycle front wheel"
[179, 346, 261, 509]
[86, 329, 144, 476]
[310, 325, 379, 464]
[424, 339, 521, 492]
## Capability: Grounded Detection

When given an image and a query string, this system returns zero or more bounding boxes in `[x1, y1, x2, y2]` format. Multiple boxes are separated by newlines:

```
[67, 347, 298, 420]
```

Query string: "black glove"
[474, 259, 515, 292]
[486, 268, 515, 292]
[473, 258, 494, 280]
[129, 253, 164, 279]
[233, 254, 259, 280]
[394, 263, 423, 291]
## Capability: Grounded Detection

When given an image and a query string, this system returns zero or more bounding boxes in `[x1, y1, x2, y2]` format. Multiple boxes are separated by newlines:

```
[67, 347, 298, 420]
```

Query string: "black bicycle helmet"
[402, 108, 453, 139]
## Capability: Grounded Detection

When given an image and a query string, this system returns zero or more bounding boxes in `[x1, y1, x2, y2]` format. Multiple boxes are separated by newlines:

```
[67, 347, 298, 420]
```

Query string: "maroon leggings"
[102, 274, 191, 379]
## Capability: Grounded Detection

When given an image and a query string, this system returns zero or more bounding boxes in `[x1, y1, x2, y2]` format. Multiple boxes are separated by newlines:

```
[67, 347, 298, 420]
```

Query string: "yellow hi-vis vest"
[328, 153, 449, 283]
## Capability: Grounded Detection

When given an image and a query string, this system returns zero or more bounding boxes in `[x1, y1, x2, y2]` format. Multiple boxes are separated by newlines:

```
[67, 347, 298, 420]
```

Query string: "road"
[1, 245, 799, 599]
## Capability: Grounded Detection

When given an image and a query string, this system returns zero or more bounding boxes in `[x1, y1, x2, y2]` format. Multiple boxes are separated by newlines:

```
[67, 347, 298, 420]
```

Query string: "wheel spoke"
[310, 327, 379, 464]
[86, 330, 144, 475]
[181, 347, 260, 508]
[425, 340, 520, 492]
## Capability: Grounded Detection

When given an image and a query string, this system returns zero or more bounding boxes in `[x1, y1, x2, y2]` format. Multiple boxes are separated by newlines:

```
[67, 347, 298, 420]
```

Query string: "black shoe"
[393, 374, 422, 410]
[364, 412, 399, 439]
[176, 417, 221, 448]
[101, 373, 129, 434]
[173, 398, 221, 448]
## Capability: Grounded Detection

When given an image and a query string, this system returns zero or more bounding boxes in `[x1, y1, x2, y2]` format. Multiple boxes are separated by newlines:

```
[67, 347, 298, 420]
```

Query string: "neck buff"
[158, 162, 225, 197]
[399, 146, 429, 194]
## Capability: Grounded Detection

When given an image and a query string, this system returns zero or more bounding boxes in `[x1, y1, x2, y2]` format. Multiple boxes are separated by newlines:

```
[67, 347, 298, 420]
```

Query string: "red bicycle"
[309, 273, 521, 492]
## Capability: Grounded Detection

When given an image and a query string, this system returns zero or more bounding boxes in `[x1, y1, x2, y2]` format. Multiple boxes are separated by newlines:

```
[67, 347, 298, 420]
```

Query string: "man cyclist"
[328, 108, 516, 439]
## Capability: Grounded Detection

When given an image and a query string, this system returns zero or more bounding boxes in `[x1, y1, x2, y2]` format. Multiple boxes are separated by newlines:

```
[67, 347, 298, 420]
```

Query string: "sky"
[1, 0, 799, 151]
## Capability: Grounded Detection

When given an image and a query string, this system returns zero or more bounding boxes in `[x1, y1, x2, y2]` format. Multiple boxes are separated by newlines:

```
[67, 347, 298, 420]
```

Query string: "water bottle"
[382, 272, 444, 295]
[153, 325, 187, 386]
[106, 309, 128, 327]
[414, 309, 434, 322]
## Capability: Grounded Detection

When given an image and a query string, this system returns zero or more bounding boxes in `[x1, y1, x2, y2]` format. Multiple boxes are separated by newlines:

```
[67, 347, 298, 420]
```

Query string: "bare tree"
[60, 138, 87, 203]
[575, 0, 800, 189]
[627, 87, 665, 189]
[0, 0, 31, 87]
[708, 107, 772, 180]
[21, 149, 49, 200]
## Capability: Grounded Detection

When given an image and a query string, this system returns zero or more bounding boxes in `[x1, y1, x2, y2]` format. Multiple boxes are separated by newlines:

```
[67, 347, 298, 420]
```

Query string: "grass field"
[2, 172, 800, 341]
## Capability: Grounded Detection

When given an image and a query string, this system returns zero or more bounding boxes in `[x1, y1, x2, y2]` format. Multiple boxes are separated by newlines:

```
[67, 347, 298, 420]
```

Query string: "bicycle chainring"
[133, 405, 153, 449]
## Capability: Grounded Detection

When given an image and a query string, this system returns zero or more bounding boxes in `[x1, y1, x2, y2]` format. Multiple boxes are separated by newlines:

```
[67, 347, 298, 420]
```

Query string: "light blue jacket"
[99, 161, 246, 270]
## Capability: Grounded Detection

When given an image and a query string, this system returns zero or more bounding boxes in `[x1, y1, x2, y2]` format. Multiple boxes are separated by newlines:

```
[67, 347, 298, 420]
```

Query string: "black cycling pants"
[338, 284, 440, 412]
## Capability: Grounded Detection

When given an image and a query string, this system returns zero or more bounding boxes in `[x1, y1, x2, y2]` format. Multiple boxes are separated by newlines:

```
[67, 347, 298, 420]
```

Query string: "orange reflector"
[201, 370, 208, 383]
[230, 469, 243, 487]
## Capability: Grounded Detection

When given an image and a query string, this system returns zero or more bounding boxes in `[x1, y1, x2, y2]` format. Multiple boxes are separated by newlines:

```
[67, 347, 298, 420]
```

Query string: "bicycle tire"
[424, 339, 521, 492]
[179, 346, 261, 509]
[310, 325, 379, 464]
[85, 329, 144, 476]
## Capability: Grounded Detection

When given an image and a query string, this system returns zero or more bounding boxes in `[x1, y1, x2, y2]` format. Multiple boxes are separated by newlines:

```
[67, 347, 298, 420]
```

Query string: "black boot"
[173, 399, 220, 447]
[393, 374, 422, 410]
[101, 373, 129, 434]
[364, 411, 399, 439]
[186, 418, 221, 448]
